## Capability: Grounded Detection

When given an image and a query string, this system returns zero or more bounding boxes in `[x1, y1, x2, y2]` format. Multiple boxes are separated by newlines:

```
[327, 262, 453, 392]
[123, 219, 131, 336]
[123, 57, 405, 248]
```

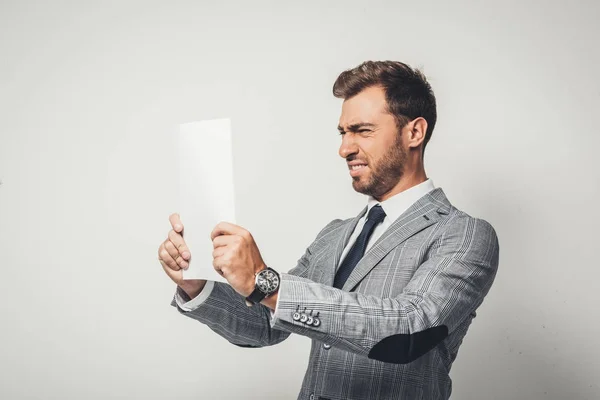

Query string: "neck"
[375, 164, 427, 202]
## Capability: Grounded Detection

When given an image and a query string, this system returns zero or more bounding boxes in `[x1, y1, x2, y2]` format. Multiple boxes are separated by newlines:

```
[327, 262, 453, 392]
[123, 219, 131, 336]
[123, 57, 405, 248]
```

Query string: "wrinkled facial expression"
[338, 86, 407, 199]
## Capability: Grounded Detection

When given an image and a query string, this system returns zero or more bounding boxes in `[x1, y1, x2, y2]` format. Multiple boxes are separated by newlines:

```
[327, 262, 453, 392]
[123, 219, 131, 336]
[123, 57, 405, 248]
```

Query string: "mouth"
[348, 163, 368, 177]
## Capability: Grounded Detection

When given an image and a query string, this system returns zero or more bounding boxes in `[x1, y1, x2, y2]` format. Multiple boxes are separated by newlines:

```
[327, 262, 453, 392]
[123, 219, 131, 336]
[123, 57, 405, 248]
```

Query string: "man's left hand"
[211, 222, 266, 297]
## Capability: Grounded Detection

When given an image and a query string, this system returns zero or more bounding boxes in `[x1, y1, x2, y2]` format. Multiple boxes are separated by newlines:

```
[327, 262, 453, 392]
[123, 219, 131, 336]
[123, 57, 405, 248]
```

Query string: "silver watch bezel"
[254, 267, 280, 296]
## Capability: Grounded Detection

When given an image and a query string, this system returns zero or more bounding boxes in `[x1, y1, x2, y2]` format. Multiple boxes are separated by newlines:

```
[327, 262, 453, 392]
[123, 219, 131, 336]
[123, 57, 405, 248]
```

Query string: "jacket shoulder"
[433, 207, 500, 267]
[315, 218, 346, 240]
[444, 207, 498, 240]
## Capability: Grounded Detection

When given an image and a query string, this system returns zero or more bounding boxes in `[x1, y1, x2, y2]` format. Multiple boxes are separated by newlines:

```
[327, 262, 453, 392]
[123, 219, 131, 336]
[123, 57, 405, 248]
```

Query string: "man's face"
[338, 86, 407, 199]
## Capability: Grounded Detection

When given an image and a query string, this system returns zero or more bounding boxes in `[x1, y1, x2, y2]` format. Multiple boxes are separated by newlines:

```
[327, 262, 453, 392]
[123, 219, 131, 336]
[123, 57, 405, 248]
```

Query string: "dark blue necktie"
[333, 204, 386, 289]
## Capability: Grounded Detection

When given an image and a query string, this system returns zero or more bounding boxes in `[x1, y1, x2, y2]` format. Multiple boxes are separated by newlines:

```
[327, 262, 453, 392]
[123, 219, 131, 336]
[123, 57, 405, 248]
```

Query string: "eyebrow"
[337, 122, 377, 133]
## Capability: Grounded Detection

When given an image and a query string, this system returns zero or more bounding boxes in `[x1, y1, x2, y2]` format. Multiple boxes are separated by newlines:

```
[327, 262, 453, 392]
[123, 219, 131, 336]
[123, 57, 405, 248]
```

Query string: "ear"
[406, 117, 428, 149]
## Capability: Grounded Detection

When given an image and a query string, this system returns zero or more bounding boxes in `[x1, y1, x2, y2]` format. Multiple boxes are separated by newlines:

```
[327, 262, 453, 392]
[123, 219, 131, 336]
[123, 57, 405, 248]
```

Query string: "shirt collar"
[366, 179, 436, 223]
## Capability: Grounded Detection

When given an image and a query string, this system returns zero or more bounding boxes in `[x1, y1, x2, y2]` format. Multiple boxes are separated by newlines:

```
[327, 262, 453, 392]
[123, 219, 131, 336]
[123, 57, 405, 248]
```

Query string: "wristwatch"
[245, 267, 281, 306]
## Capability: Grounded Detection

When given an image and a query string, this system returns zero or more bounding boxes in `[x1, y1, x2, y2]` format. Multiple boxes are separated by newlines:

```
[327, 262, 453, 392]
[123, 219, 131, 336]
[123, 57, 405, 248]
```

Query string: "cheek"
[362, 144, 381, 164]
[395, 131, 409, 152]
[357, 141, 373, 160]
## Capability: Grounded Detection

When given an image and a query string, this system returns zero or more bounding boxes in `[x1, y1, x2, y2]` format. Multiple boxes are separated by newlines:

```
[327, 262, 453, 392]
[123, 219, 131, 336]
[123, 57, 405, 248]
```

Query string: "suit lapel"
[333, 205, 368, 270]
[339, 188, 451, 291]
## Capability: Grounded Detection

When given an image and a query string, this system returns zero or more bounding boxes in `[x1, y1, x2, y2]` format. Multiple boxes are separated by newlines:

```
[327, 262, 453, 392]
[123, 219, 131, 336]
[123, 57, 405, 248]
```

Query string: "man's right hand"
[158, 213, 207, 299]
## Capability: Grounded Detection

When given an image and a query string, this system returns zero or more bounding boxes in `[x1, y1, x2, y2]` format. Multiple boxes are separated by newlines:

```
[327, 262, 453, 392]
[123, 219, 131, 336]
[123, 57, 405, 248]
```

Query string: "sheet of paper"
[178, 119, 236, 282]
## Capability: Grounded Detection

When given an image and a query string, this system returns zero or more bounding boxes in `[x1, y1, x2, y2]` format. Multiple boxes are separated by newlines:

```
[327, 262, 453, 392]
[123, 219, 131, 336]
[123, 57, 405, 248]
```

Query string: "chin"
[352, 180, 372, 196]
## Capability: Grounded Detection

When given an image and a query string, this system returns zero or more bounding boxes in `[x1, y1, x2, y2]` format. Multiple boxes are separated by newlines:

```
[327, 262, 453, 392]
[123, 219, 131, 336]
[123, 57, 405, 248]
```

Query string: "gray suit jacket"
[172, 188, 500, 400]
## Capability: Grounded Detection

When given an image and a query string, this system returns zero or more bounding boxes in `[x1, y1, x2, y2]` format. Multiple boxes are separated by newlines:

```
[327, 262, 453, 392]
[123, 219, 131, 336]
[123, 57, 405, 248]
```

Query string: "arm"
[171, 280, 289, 347]
[269, 216, 500, 363]
[171, 219, 345, 348]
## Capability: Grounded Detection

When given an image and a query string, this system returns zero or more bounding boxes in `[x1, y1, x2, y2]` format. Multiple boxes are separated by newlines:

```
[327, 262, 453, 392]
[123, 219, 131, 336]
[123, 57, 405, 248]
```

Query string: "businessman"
[158, 61, 500, 400]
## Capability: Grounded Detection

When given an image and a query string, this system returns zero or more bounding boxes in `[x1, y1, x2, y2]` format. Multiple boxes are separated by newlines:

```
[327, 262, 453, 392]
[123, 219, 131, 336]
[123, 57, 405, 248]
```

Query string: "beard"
[351, 135, 407, 199]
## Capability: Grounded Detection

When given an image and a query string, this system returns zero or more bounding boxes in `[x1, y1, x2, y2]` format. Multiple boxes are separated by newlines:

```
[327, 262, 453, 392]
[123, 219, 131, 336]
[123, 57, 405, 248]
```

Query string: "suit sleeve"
[170, 219, 344, 348]
[269, 216, 500, 363]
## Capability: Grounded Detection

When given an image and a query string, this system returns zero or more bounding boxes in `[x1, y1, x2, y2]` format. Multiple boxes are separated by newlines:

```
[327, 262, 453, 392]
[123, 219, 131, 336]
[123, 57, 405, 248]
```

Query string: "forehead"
[338, 85, 391, 127]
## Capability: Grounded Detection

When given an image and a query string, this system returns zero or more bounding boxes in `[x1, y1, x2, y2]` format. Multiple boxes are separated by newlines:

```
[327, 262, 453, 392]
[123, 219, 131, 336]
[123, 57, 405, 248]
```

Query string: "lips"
[347, 160, 368, 169]
[348, 162, 368, 177]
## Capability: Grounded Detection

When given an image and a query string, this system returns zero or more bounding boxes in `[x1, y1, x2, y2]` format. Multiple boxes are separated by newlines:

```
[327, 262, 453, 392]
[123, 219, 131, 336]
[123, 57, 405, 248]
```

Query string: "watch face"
[256, 269, 280, 295]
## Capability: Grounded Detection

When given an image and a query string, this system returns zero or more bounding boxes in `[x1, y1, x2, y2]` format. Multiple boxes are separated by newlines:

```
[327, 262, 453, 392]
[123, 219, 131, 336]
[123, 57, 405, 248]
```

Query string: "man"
[158, 61, 499, 400]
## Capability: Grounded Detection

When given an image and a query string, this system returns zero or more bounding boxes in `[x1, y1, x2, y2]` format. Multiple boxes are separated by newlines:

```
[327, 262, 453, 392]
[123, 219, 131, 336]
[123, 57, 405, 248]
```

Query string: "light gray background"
[1, 1, 598, 399]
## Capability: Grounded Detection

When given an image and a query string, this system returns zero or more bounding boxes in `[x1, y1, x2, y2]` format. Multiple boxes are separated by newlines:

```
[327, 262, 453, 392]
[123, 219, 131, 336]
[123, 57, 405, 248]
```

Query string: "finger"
[212, 257, 226, 276]
[168, 229, 191, 261]
[210, 221, 246, 241]
[165, 240, 188, 269]
[169, 213, 184, 234]
[212, 247, 226, 259]
[212, 235, 238, 249]
[159, 243, 181, 271]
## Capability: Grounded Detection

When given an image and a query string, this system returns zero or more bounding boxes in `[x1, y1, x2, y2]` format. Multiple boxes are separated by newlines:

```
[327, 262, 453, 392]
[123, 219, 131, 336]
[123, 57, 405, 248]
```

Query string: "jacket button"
[323, 343, 331, 350]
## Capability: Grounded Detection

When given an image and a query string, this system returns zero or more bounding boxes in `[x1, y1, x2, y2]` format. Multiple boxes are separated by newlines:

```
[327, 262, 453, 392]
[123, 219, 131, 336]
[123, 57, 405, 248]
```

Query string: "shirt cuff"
[268, 286, 282, 319]
[174, 281, 216, 311]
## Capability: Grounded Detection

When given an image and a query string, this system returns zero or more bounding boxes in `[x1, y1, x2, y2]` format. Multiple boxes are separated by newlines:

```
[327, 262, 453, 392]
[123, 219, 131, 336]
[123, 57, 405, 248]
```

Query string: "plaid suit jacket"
[172, 187, 500, 400]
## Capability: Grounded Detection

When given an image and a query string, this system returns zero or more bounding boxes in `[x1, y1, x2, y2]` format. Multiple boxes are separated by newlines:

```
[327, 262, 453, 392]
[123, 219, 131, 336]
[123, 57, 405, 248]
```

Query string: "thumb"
[169, 213, 184, 234]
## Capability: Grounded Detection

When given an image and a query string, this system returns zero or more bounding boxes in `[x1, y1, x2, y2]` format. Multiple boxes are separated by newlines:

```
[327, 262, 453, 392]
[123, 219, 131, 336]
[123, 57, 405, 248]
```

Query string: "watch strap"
[245, 287, 267, 306]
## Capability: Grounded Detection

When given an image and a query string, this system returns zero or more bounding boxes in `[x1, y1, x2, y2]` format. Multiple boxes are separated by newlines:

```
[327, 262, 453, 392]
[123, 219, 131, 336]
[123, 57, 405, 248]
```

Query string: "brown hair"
[333, 60, 437, 154]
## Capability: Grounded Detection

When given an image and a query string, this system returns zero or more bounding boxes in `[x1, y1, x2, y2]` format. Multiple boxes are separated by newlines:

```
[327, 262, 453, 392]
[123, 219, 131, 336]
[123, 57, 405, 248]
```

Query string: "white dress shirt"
[338, 178, 435, 265]
[175, 179, 436, 312]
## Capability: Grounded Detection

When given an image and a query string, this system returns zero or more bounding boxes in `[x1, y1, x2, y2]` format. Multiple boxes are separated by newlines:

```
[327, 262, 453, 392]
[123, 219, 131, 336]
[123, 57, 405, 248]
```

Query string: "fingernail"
[182, 252, 190, 260]
[181, 261, 189, 269]
[175, 224, 182, 231]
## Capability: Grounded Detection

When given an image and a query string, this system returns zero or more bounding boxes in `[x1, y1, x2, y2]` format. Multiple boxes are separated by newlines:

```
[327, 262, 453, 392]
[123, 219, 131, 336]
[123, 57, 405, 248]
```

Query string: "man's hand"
[158, 213, 206, 299]
[211, 222, 267, 297]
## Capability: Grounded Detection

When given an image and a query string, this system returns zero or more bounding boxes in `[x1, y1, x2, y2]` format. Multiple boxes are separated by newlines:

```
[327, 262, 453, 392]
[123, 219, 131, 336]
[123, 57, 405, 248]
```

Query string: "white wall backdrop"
[1, 1, 599, 399]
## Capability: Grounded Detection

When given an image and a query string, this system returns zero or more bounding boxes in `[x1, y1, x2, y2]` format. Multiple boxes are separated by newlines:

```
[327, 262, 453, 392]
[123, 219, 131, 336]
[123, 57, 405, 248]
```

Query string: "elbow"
[231, 342, 262, 348]
[367, 325, 449, 364]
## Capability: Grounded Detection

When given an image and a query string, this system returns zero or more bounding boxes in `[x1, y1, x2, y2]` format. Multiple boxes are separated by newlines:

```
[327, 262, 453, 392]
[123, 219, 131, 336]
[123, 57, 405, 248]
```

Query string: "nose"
[339, 133, 359, 159]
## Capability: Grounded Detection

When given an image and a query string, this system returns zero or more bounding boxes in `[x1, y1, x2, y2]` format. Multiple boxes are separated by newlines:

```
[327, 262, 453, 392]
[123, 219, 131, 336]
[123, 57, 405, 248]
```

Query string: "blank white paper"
[178, 119, 236, 282]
